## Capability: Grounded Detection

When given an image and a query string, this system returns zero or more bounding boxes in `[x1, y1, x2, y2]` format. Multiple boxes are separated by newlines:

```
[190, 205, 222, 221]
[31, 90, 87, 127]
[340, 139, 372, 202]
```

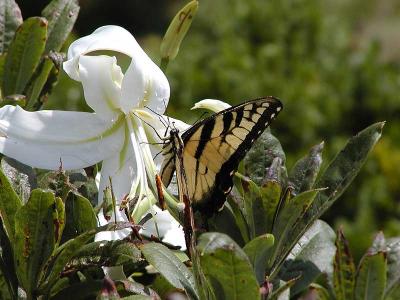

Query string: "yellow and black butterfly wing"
[181, 96, 282, 214]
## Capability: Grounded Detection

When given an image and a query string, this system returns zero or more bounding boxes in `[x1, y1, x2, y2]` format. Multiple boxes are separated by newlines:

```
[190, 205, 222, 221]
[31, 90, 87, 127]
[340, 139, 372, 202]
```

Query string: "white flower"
[0, 25, 187, 240]
[191, 99, 231, 112]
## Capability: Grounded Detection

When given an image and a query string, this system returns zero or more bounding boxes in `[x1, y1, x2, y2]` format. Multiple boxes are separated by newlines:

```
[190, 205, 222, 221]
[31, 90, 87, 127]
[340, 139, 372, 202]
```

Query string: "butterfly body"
[161, 97, 283, 215]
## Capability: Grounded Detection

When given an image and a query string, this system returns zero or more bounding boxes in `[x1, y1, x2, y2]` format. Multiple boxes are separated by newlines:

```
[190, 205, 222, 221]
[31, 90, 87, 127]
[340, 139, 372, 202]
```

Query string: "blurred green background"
[18, 0, 400, 261]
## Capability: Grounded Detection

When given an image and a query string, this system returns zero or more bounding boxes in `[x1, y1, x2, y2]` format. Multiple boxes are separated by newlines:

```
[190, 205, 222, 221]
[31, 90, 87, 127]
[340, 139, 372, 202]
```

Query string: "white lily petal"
[78, 55, 123, 121]
[64, 25, 154, 81]
[0, 106, 125, 169]
[191, 99, 231, 113]
[98, 141, 137, 204]
[120, 52, 170, 114]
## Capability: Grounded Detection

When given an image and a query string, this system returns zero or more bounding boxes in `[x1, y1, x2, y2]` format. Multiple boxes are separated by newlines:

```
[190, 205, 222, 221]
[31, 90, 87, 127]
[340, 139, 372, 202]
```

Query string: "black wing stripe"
[222, 112, 233, 134]
[235, 108, 243, 127]
[194, 118, 215, 159]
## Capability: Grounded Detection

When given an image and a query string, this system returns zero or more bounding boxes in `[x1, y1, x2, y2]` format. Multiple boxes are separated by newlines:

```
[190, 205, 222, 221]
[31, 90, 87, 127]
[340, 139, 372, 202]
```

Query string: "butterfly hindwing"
[179, 96, 282, 214]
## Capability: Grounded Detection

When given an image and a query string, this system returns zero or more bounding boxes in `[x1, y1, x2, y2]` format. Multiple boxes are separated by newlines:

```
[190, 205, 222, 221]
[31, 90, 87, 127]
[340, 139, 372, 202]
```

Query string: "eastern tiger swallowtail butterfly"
[160, 97, 283, 215]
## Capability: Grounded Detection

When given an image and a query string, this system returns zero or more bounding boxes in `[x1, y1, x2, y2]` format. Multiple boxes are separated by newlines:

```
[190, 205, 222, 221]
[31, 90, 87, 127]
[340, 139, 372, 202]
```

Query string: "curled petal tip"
[191, 99, 231, 113]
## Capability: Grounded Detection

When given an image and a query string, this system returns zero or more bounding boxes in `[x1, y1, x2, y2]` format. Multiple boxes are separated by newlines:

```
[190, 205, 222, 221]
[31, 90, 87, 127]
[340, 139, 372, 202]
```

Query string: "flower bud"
[160, 0, 199, 61]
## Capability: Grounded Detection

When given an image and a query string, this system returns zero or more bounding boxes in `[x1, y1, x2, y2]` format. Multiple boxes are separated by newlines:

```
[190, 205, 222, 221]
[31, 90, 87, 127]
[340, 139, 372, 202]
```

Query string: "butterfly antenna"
[144, 105, 169, 130]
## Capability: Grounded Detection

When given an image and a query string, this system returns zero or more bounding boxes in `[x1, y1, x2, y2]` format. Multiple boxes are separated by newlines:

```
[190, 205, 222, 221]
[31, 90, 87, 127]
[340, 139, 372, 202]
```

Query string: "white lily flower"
[0, 25, 188, 240]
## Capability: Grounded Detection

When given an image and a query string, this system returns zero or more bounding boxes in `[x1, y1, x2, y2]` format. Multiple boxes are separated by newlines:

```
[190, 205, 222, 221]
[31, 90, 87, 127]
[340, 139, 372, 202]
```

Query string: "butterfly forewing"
[180, 96, 282, 214]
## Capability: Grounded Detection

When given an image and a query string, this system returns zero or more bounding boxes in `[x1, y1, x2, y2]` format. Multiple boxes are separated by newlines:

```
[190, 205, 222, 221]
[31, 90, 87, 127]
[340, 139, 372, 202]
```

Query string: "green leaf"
[14, 189, 57, 297]
[354, 251, 386, 300]
[40, 222, 132, 295]
[298, 284, 330, 300]
[238, 174, 282, 238]
[269, 278, 298, 300]
[271, 189, 321, 271]
[1, 157, 37, 203]
[0, 166, 22, 242]
[2, 17, 47, 96]
[244, 130, 286, 185]
[141, 242, 198, 299]
[258, 180, 282, 235]
[51, 280, 103, 300]
[0, 0, 22, 53]
[0, 219, 18, 299]
[278, 122, 384, 273]
[70, 240, 142, 269]
[41, 0, 79, 53]
[278, 220, 336, 296]
[289, 142, 324, 194]
[243, 233, 274, 284]
[312, 122, 384, 222]
[334, 229, 356, 300]
[116, 280, 160, 299]
[197, 232, 259, 300]
[25, 0, 79, 108]
[207, 205, 246, 247]
[54, 196, 65, 245]
[62, 192, 97, 241]
[24, 57, 54, 108]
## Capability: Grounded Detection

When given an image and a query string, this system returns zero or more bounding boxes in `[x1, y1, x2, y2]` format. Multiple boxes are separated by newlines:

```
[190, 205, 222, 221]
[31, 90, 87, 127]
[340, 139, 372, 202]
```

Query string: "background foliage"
[17, 0, 400, 264]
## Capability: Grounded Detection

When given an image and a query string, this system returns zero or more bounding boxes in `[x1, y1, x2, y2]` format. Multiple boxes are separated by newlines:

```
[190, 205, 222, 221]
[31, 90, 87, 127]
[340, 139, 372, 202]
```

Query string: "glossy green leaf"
[243, 233, 274, 284]
[312, 122, 384, 222]
[14, 189, 57, 297]
[354, 251, 386, 300]
[334, 229, 356, 300]
[258, 179, 282, 234]
[0, 0, 22, 53]
[280, 122, 384, 271]
[70, 240, 142, 269]
[271, 189, 320, 270]
[0, 166, 22, 242]
[2, 17, 47, 96]
[197, 232, 259, 300]
[62, 192, 97, 241]
[26, 0, 79, 107]
[141, 242, 197, 299]
[244, 130, 286, 185]
[41, 0, 79, 53]
[278, 220, 336, 296]
[289, 142, 324, 194]
[25, 57, 54, 108]
[40, 222, 132, 295]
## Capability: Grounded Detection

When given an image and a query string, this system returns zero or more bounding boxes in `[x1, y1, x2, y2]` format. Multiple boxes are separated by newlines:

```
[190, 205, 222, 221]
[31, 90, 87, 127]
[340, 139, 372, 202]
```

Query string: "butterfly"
[160, 97, 283, 215]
